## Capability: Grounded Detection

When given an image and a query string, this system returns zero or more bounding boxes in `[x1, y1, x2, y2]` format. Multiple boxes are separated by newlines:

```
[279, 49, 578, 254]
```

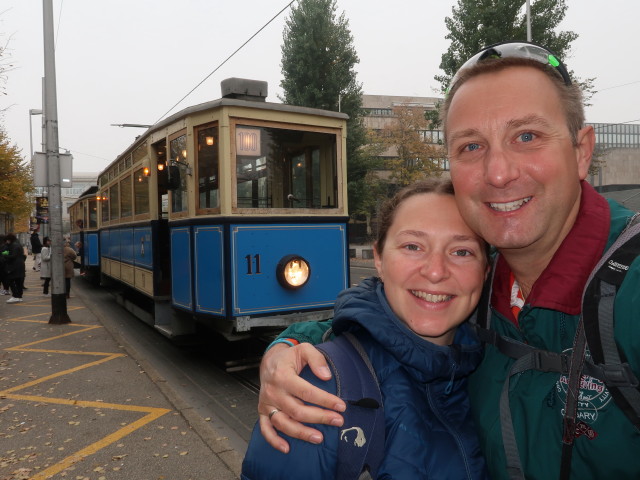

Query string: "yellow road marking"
[1, 309, 171, 477]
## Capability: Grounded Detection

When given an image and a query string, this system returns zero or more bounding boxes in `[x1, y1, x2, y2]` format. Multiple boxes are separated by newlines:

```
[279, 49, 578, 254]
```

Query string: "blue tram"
[69, 78, 350, 339]
[68, 185, 100, 274]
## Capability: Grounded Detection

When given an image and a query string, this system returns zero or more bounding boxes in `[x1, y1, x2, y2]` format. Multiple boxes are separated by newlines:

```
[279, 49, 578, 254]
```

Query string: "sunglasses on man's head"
[448, 41, 571, 93]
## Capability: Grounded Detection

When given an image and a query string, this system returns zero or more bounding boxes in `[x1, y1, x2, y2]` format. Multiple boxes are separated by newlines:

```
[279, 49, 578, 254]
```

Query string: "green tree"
[280, 0, 370, 216]
[436, 0, 587, 93]
[0, 128, 34, 220]
[373, 106, 445, 187]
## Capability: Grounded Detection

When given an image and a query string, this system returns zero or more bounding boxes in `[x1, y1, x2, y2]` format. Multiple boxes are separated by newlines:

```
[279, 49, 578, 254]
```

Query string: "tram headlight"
[276, 255, 310, 289]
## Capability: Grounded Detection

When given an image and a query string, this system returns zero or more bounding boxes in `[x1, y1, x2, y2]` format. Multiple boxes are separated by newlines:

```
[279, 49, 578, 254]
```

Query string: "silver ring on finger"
[268, 408, 280, 420]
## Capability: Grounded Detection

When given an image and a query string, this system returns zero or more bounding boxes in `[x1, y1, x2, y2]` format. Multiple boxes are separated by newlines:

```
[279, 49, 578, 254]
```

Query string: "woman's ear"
[373, 244, 384, 281]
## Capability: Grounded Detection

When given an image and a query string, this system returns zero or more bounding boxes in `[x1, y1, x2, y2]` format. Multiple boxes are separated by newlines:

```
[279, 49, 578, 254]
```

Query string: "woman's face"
[374, 193, 488, 345]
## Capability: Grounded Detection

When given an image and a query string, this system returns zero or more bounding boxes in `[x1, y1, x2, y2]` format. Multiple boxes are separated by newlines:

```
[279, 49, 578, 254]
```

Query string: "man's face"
[446, 66, 593, 256]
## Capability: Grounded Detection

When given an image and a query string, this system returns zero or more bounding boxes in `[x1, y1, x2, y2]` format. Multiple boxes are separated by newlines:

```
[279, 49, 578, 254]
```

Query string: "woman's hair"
[375, 178, 455, 255]
[5, 233, 16, 243]
[43, 236, 50, 244]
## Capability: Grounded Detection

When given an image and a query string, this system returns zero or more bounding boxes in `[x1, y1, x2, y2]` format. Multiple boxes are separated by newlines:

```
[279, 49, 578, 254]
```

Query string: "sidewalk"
[0, 259, 241, 480]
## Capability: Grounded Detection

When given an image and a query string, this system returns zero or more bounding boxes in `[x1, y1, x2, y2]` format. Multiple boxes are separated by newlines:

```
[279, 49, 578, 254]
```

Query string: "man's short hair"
[441, 57, 585, 146]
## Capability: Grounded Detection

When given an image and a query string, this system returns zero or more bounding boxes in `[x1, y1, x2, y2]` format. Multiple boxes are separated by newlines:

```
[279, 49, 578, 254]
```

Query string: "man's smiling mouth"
[489, 196, 532, 212]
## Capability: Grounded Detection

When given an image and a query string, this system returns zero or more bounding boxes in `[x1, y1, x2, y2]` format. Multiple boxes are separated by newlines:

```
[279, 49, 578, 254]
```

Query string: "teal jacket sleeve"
[274, 319, 334, 346]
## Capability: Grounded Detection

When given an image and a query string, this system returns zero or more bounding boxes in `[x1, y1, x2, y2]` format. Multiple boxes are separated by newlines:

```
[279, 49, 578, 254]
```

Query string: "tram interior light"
[276, 255, 310, 289]
[143, 166, 150, 176]
[205, 136, 215, 146]
[157, 162, 165, 171]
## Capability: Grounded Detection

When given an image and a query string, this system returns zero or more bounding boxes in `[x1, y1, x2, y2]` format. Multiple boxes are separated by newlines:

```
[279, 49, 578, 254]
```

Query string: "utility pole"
[43, 0, 70, 324]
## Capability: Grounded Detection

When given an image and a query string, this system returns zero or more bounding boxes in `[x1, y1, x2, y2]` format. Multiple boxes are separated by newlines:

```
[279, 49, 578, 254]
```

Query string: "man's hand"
[258, 343, 346, 453]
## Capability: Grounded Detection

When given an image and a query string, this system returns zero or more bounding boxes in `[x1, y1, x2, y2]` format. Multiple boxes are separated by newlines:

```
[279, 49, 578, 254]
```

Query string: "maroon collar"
[492, 182, 610, 321]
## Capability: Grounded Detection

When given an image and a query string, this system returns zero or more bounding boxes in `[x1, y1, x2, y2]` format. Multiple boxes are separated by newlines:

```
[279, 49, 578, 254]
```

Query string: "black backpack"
[317, 332, 385, 480]
[472, 214, 640, 480]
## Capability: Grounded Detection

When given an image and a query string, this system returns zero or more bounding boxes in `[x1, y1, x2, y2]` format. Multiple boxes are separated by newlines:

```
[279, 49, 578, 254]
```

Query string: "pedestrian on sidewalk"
[40, 236, 52, 296]
[63, 241, 77, 298]
[30, 230, 43, 271]
[0, 234, 11, 295]
[2, 233, 26, 304]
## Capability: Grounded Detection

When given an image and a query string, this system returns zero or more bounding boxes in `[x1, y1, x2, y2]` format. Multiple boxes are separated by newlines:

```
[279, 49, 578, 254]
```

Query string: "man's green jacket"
[274, 183, 640, 479]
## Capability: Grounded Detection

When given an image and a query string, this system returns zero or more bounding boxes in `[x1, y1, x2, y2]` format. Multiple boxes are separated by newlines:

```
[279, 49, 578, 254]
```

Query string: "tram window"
[169, 133, 188, 213]
[69, 207, 76, 232]
[109, 183, 119, 220]
[134, 167, 150, 215]
[100, 191, 109, 223]
[234, 125, 337, 209]
[82, 202, 88, 229]
[133, 142, 147, 164]
[120, 175, 132, 218]
[196, 125, 219, 210]
[89, 199, 97, 228]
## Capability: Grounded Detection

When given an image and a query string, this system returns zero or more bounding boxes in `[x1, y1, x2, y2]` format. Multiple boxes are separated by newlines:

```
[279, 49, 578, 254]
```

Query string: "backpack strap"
[316, 332, 385, 480]
[472, 215, 640, 480]
[582, 214, 640, 428]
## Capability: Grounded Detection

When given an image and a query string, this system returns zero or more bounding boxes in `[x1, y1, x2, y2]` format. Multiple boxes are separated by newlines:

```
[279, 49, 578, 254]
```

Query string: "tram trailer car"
[82, 78, 350, 340]
[69, 186, 101, 278]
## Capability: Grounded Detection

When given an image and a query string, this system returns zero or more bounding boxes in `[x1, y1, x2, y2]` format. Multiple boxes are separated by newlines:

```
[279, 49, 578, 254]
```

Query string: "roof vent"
[221, 78, 268, 102]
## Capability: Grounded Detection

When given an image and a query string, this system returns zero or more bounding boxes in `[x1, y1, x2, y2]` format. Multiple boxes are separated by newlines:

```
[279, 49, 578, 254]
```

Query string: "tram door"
[153, 139, 172, 296]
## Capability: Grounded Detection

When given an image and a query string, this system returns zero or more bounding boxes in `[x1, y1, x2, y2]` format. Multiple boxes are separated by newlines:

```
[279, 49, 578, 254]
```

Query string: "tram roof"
[104, 98, 349, 175]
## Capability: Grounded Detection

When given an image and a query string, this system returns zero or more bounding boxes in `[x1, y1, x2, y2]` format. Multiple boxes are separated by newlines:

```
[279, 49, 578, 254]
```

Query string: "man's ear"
[575, 125, 595, 180]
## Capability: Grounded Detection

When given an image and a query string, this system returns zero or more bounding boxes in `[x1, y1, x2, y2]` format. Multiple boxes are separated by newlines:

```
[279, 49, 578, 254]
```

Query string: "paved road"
[0, 260, 241, 480]
[0, 256, 377, 480]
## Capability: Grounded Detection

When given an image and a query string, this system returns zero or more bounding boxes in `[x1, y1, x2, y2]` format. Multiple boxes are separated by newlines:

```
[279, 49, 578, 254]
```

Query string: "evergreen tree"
[280, 0, 369, 216]
[0, 127, 34, 220]
[436, 0, 582, 92]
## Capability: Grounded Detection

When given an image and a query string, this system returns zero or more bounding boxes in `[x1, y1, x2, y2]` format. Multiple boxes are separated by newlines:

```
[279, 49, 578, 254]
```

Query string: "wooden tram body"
[69, 79, 350, 339]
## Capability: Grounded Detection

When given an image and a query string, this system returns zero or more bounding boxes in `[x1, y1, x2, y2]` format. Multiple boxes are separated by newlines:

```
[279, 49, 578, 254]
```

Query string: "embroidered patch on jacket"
[555, 348, 612, 431]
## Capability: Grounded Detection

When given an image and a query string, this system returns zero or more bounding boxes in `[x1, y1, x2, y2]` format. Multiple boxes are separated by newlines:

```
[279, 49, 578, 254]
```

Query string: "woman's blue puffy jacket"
[242, 277, 488, 479]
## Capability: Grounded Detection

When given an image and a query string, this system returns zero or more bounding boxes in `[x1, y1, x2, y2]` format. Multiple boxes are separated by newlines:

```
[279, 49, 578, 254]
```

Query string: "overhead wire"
[594, 80, 640, 93]
[153, 0, 296, 125]
[55, 0, 64, 47]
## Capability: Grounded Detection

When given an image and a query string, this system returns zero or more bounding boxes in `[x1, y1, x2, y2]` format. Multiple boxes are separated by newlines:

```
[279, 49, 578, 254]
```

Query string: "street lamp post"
[29, 109, 43, 160]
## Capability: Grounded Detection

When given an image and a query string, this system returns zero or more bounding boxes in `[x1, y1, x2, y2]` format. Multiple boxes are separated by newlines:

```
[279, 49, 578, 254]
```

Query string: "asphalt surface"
[0, 259, 241, 480]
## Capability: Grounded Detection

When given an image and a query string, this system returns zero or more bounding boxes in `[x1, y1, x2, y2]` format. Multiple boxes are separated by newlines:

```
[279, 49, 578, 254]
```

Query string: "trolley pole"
[43, 0, 70, 324]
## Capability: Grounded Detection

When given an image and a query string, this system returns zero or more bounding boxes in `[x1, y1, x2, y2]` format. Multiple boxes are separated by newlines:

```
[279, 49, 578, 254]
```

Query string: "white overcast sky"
[1, 0, 639, 174]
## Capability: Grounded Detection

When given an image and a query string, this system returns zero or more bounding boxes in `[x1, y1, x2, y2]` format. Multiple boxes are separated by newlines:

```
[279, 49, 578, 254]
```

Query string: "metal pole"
[43, 0, 70, 324]
[29, 112, 35, 160]
[41, 78, 48, 238]
[526, 0, 532, 42]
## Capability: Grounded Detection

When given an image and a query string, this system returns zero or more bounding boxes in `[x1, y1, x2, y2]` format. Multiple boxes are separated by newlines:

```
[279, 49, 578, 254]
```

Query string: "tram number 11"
[245, 254, 262, 275]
